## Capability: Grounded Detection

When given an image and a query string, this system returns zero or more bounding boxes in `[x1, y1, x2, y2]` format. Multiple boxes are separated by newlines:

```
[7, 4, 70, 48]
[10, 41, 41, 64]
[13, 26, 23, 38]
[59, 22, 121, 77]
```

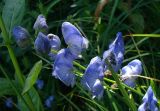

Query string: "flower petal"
[12, 26, 30, 48]
[53, 49, 76, 87]
[121, 59, 142, 87]
[81, 56, 104, 99]
[62, 22, 88, 57]
[138, 86, 158, 111]
[33, 14, 48, 33]
[34, 32, 51, 54]
[103, 32, 124, 72]
[48, 34, 61, 60]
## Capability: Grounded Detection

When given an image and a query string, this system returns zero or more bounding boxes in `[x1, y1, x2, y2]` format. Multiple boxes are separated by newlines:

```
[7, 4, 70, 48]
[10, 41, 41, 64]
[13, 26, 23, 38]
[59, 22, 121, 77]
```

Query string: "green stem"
[107, 61, 137, 111]
[0, 16, 35, 111]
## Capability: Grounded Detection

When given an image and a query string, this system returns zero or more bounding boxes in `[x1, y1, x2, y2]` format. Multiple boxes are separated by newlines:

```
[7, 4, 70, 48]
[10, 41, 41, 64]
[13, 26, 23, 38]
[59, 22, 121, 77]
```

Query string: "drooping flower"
[48, 34, 61, 60]
[81, 56, 104, 99]
[12, 26, 30, 48]
[5, 98, 13, 108]
[45, 96, 54, 108]
[34, 32, 51, 54]
[33, 14, 48, 33]
[138, 86, 158, 111]
[121, 59, 142, 87]
[62, 22, 89, 58]
[52, 49, 76, 87]
[103, 32, 124, 72]
[36, 79, 44, 90]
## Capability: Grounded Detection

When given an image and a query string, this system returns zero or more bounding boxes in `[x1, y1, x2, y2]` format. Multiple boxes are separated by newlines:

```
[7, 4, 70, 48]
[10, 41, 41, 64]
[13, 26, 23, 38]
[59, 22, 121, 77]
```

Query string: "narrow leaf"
[22, 60, 42, 94]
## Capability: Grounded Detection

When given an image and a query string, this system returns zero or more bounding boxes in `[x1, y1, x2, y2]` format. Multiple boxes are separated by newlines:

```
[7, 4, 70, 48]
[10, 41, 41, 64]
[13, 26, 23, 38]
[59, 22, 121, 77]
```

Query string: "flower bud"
[34, 32, 51, 54]
[33, 14, 48, 33]
[12, 26, 30, 48]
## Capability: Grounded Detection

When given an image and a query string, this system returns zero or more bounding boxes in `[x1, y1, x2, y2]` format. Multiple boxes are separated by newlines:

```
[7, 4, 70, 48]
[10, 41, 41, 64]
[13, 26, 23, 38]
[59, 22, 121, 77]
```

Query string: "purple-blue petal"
[45, 96, 54, 108]
[34, 32, 51, 54]
[62, 22, 88, 57]
[48, 34, 61, 60]
[52, 49, 76, 87]
[36, 79, 44, 90]
[5, 98, 13, 108]
[81, 56, 104, 99]
[33, 14, 48, 33]
[138, 86, 158, 111]
[12, 26, 30, 48]
[121, 59, 142, 87]
[103, 32, 124, 72]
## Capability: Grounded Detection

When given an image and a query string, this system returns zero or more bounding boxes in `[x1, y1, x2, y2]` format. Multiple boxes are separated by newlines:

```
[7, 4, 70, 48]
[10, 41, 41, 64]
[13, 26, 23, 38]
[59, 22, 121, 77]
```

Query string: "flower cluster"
[32, 14, 143, 99]
[12, 14, 159, 110]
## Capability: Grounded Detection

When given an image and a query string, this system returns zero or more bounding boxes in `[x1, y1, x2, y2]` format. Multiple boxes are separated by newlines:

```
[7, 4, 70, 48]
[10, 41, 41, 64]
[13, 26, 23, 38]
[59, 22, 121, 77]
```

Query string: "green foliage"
[0, 0, 160, 110]
[22, 60, 42, 94]
[2, 0, 25, 38]
[0, 78, 16, 96]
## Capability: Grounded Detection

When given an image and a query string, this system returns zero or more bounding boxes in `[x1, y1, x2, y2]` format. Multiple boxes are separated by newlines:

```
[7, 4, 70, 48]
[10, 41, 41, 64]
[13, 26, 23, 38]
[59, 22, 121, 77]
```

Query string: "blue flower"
[5, 98, 13, 108]
[138, 86, 158, 111]
[48, 34, 61, 60]
[36, 79, 44, 90]
[62, 22, 89, 58]
[103, 32, 124, 72]
[45, 96, 54, 108]
[12, 26, 30, 48]
[34, 32, 51, 54]
[81, 56, 104, 99]
[52, 49, 76, 87]
[33, 14, 48, 33]
[121, 59, 142, 87]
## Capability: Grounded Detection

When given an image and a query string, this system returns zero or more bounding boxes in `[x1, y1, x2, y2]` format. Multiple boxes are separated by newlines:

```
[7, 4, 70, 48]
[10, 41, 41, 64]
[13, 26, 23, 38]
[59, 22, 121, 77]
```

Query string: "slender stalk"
[106, 61, 137, 111]
[0, 16, 35, 111]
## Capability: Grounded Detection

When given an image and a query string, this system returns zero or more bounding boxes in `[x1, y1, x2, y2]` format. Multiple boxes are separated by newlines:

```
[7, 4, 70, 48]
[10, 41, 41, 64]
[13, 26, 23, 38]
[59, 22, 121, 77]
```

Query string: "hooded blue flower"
[138, 86, 158, 111]
[48, 34, 61, 60]
[62, 22, 89, 58]
[121, 59, 142, 87]
[33, 14, 48, 33]
[103, 32, 124, 72]
[12, 26, 30, 48]
[36, 79, 44, 90]
[52, 49, 76, 87]
[45, 96, 54, 108]
[5, 98, 13, 108]
[34, 32, 51, 54]
[81, 56, 104, 99]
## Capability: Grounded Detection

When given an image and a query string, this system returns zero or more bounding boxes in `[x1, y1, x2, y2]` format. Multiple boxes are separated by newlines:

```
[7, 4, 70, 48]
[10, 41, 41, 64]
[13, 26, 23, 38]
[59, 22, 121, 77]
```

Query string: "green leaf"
[18, 96, 29, 111]
[2, 0, 25, 38]
[22, 60, 42, 94]
[29, 88, 44, 111]
[0, 78, 16, 96]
